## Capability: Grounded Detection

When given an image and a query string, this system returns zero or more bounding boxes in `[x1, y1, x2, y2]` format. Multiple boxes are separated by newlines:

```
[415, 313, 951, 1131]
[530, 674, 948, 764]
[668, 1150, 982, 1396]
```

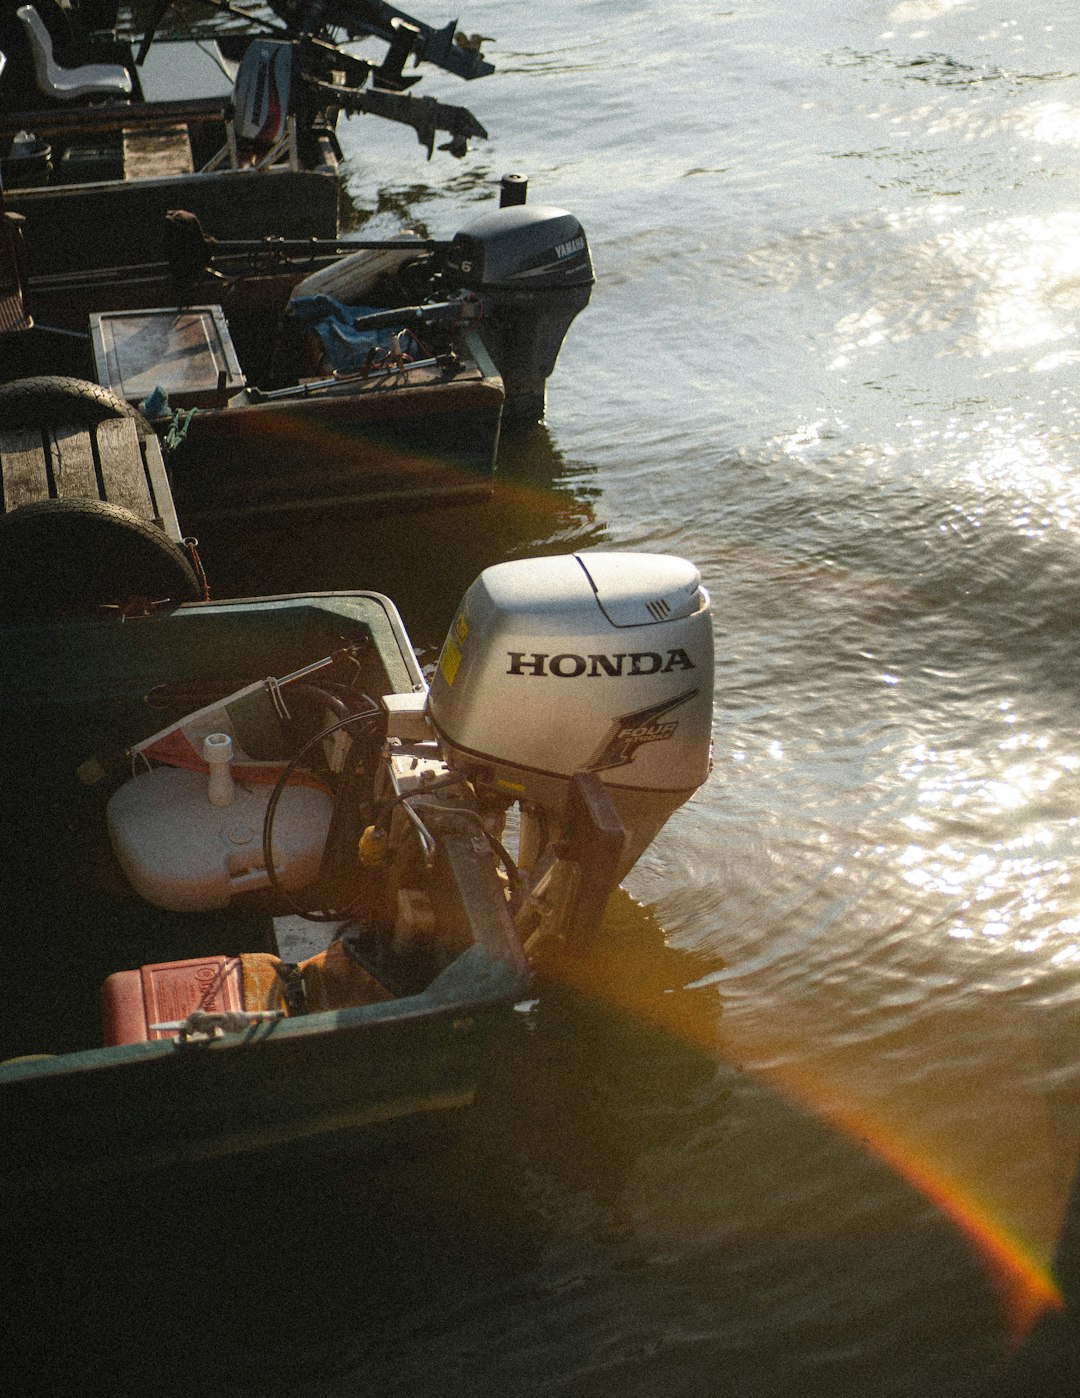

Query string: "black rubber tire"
[0, 499, 202, 618]
[0, 376, 152, 436]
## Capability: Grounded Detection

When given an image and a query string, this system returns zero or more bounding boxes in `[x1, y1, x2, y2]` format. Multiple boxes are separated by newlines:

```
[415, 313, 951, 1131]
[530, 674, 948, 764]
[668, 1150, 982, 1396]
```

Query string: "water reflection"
[628, 516, 1080, 1354]
[338, 169, 501, 236]
[1027, 102, 1080, 146]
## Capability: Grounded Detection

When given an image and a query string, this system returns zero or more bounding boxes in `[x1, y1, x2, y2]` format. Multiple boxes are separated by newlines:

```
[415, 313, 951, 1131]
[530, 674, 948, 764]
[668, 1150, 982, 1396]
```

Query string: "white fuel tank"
[107, 766, 333, 913]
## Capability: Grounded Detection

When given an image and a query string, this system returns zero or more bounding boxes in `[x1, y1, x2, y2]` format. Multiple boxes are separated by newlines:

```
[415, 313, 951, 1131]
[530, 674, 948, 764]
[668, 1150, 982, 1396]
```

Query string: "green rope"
[164, 407, 198, 452]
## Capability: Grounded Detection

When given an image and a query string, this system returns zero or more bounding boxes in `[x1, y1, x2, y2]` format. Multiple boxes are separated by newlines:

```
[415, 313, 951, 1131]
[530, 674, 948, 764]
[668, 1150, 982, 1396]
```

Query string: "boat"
[0, 2, 589, 514]
[0, 549, 715, 1199]
[0, 0, 497, 273]
[0, 180, 594, 515]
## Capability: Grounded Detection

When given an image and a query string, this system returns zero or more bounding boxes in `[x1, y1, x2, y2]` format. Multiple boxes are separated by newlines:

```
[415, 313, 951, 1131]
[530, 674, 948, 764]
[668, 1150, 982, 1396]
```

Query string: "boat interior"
[0, 597, 498, 1066]
[0, 10, 290, 182]
[0, 202, 478, 411]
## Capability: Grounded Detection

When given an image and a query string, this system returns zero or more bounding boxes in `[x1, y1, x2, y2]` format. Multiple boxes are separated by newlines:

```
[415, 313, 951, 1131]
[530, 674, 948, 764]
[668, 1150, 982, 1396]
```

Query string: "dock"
[0, 417, 182, 542]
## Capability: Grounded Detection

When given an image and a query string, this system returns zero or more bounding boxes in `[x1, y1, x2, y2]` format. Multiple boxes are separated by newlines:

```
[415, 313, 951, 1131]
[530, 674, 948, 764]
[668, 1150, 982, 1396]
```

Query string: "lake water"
[13, 2, 1080, 1394]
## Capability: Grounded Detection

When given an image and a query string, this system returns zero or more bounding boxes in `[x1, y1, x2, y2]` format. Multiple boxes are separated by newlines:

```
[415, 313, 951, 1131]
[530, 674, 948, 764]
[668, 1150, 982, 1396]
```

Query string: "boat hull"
[15, 263, 505, 519]
[0, 974, 515, 1196]
[5, 164, 341, 276]
[170, 370, 504, 520]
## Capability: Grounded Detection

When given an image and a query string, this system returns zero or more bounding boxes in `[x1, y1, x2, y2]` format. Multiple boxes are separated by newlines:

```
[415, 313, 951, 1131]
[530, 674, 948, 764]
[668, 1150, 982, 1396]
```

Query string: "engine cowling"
[443, 205, 594, 422]
[428, 552, 714, 874]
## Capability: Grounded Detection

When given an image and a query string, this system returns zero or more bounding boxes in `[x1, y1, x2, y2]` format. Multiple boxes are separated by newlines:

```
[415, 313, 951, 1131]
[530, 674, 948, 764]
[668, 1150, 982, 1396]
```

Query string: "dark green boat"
[0, 550, 715, 1200]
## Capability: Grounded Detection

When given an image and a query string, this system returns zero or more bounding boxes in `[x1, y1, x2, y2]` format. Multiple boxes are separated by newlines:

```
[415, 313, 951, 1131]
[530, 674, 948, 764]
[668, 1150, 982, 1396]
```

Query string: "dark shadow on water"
[190, 422, 606, 653]
[988, 1153, 1080, 1396]
[0, 894, 712, 1398]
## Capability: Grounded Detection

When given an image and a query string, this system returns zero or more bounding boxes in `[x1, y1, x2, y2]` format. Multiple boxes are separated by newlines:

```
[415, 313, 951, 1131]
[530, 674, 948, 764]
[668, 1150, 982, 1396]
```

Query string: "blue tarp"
[289, 294, 408, 372]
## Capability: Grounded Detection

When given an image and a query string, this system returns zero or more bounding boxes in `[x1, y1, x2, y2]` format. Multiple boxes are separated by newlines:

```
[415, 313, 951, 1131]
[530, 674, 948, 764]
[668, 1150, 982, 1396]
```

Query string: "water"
[13, 2, 1080, 1393]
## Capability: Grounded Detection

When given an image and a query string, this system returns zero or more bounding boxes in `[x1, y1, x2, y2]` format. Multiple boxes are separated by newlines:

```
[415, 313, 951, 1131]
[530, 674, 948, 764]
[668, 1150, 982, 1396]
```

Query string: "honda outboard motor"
[443, 205, 594, 422]
[428, 552, 713, 877]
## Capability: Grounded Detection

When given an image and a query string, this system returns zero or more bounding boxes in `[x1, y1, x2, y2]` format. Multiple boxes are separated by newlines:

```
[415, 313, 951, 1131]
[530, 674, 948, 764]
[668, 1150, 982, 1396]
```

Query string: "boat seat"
[16, 4, 132, 102]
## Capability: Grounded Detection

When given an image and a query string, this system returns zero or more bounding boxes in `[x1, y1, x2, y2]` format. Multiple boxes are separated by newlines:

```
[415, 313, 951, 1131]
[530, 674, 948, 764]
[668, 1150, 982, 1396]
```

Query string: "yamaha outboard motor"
[443, 204, 593, 422]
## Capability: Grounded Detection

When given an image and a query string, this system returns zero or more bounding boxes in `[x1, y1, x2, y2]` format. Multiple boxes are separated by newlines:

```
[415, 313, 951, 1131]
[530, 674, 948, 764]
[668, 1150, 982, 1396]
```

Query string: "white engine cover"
[428, 552, 713, 796]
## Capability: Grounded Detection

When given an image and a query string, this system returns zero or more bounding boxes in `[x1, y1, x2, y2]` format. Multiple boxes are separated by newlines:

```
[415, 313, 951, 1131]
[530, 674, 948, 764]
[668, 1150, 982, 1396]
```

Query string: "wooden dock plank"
[141, 433, 183, 542]
[2, 419, 183, 543]
[0, 427, 49, 511]
[49, 426, 97, 499]
[122, 125, 194, 180]
[95, 418, 154, 520]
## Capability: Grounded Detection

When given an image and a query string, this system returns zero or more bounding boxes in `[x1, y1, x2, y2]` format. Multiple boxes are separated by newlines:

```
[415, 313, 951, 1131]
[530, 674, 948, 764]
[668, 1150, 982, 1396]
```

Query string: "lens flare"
[755, 1060, 1065, 1345]
[546, 894, 1066, 1346]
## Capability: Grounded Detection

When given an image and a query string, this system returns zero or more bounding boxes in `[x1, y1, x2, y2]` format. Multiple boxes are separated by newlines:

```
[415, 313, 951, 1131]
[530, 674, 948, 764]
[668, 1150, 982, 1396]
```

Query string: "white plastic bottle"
[203, 732, 236, 807]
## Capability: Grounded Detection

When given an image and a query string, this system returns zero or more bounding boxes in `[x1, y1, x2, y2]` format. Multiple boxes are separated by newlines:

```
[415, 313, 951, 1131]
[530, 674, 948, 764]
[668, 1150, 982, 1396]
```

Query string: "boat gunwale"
[0, 947, 532, 1086]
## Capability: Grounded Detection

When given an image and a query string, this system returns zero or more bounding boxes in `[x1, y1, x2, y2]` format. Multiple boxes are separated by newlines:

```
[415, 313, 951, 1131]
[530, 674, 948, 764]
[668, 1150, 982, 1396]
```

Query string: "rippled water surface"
[14, 2, 1080, 1394]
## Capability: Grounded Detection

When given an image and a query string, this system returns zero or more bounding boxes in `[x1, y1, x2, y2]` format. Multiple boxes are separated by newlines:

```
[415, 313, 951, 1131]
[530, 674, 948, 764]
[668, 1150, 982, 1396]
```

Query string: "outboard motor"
[428, 552, 713, 878]
[232, 40, 299, 160]
[443, 204, 594, 422]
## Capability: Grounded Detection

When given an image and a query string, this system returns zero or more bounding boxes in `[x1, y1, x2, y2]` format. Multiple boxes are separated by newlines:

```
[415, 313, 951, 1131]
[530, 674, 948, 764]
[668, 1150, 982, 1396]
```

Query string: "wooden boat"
[0, 549, 715, 1199]
[0, 0, 496, 273]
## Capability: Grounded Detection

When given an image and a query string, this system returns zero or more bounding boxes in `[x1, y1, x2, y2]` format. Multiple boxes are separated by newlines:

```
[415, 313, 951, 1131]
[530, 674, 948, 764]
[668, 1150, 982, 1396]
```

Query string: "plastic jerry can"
[106, 765, 334, 912]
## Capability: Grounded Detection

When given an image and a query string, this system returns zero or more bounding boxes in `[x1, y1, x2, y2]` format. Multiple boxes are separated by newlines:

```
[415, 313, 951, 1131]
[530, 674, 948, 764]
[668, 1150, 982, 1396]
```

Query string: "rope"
[164, 407, 198, 453]
[149, 1009, 284, 1043]
[182, 536, 211, 600]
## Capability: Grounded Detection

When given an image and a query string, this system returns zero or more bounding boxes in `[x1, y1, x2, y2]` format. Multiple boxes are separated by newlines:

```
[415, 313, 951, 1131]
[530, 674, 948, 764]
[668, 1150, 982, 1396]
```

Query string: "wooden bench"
[0, 418, 182, 542]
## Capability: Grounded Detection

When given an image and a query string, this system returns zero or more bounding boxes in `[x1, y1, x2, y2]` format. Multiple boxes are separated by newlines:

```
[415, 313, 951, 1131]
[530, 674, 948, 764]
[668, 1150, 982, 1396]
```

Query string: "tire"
[0, 376, 152, 436]
[0, 499, 202, 618]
